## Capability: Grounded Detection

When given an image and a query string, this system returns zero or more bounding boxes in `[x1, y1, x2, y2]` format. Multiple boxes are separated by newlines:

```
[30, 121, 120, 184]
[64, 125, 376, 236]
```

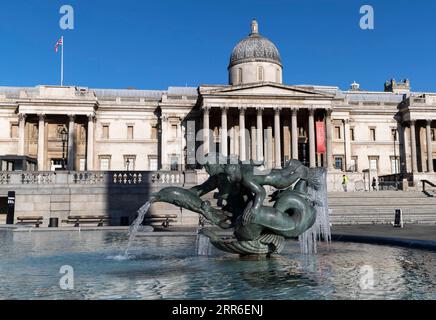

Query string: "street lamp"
[60, 127, 68, 170]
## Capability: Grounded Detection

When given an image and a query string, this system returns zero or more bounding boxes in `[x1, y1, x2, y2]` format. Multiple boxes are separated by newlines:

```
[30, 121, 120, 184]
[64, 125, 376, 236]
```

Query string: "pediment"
[200, 82, 334, 98]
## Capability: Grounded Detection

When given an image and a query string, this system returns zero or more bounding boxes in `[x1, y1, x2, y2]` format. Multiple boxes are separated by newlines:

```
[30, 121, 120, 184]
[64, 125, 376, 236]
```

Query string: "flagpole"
[61, 36, 64, 86]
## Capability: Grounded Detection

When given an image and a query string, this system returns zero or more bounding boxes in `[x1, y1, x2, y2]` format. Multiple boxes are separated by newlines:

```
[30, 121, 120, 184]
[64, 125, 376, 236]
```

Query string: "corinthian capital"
[87, 114, 96, 122]
[18, 113, 27, 122]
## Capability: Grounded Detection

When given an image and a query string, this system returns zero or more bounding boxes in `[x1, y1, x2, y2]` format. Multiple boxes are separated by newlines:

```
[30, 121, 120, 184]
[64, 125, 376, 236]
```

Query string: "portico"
[199, 84, 334, 169]
[401, 95, 436, 173]
[16, 86, 98, 171]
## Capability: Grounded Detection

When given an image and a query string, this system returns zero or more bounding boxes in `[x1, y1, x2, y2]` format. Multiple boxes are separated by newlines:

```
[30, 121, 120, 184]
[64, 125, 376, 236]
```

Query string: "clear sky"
[1, 0, 435, 92]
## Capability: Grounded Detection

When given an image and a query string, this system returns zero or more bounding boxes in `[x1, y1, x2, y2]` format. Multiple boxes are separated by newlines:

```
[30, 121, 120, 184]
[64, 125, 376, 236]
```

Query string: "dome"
[229, 20, 282, 69]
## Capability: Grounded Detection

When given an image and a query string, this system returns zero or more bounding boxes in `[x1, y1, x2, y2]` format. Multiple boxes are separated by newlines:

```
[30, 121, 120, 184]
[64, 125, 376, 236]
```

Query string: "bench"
[143, 214, 177, 228]
[62, 215, 111, 227]
[17, 216, 44, 228]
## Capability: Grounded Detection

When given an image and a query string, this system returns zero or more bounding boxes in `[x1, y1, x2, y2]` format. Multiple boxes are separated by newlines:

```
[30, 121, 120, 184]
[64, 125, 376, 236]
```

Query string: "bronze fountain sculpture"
[150, 153, 329, 256]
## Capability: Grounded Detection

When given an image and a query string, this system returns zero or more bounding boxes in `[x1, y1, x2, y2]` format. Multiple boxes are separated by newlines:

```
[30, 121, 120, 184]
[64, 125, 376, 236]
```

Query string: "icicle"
[299, 169, 331, 254]
[196, 228, 212, 256]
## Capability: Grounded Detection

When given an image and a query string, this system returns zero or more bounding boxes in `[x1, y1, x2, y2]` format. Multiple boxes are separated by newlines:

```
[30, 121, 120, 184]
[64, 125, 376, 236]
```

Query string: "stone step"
[328, 192, 427, 199]
[329, 202, 436, 207]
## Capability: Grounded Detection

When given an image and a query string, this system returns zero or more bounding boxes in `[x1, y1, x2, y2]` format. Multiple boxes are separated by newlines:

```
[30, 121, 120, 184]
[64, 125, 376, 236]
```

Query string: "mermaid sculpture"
[150, 153, 327, 256]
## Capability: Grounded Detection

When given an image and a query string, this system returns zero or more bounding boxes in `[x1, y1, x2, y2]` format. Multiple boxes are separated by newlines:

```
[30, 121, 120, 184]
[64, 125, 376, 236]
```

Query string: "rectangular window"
[369, 157, 378, 171]
[238, 68, 243, 84]
[102, 125, 109, 139]
[127, 125, 134, 140]
[149, 157, 158, 171]
[390, 156, 399, 174]
[79, 159, 86, 171]
[432, 129, 435, 142]
[151, 124, 158, 140]
[124, 155, 136, 171]
[334, 126, 341, 139]
[350, 128, 355, 141]
[334, 156, 344, 171]
[370, 128, 376, 141]
[10, 124, 18, 138]
[99, 156, 111, 171]
[171, 124, 178, 138]
[170, 155, 179, 171]
[257, 66, 264, 81]
[350, 156, 358, 172]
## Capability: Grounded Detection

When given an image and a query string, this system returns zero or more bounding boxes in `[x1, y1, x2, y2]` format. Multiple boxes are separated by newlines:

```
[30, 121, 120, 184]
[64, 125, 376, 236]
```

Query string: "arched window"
[257, 66, 264, 82]
[238, 68, 243, 84]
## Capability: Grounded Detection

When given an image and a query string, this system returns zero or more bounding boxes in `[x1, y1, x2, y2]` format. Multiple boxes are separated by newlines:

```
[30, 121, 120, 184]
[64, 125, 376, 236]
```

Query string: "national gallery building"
[1, 20, 436, 190]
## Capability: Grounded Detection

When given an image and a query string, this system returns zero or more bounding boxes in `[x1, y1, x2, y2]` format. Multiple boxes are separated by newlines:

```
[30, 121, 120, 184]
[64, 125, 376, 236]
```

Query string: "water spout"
[125, 201, 152, 256]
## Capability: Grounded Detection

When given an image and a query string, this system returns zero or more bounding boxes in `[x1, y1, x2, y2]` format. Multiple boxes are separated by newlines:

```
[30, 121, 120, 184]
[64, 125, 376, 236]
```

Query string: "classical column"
[37, 114, 45, 171]
[256, 107, 264, 162]
[274, 107, 282, 168]
[239, 107, 246, 161]
[250, 125, 256, 160]
[86, 114, 95, 171]
[67, 115, 76, 171]
[202, 107, 210, 154]
[308, 108, 316, 167]
[325, 109, 333, 169]
[344, 119, 352, 171]
[220, 107, 228, 157]
[229, 126, 235, 155]
[266, 124, 273, 168]
[410, 120, 418, 173]
[18, 113, 26, 156]
[426, 119, 433, 172]
[291, 108, 299, 160]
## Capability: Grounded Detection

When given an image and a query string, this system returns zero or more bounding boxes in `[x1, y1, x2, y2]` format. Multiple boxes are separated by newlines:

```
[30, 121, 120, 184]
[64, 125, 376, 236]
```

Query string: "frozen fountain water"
[125, 201, 152, 256]
[299, 170, 331, 254]
[196, 228, 212, 256]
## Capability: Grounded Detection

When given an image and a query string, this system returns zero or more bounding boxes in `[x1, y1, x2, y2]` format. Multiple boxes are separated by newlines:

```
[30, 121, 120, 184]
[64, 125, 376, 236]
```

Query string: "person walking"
[342, 175, 349, 192]
[372, 177, 377, 191]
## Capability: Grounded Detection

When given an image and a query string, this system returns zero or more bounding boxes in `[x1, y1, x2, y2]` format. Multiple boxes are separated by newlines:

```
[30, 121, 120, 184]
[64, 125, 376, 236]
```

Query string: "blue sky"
[0, 0, 435, 92]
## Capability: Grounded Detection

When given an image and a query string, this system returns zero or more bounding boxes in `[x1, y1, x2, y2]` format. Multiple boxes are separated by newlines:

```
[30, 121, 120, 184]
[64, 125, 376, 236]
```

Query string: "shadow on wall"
[104, 172, 153, 226]
[0, 196, 7, 224]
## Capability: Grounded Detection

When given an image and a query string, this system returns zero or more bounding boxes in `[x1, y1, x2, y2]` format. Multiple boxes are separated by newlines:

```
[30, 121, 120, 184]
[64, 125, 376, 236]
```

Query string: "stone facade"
[1, 20, 436, 192]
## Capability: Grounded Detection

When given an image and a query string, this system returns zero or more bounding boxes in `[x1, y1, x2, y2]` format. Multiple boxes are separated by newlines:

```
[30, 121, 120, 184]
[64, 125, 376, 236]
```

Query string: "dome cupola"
[228, 20, 283, 85]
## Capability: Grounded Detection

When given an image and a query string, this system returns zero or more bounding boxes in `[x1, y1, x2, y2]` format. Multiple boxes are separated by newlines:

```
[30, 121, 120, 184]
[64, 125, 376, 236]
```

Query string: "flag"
[55, 37, 63, 53]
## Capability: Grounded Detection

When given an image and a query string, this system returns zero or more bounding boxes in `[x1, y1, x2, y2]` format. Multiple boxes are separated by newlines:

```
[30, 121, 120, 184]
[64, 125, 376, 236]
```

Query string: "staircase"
[328, 191, 436, 225]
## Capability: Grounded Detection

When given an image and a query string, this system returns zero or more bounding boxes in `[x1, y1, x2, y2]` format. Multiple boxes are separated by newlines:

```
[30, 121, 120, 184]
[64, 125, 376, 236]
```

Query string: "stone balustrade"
[0, 170, 196, 187]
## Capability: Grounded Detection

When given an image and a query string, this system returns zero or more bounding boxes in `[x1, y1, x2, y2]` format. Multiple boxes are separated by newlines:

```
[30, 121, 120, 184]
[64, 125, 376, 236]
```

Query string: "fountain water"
[196, 228, 212, 256]
[125, 201, 152, 256]
[299, 170, 331, 254]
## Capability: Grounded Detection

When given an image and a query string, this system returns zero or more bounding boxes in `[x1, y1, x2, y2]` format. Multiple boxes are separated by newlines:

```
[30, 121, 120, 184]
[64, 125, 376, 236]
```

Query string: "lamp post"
[60, 127, 68, 170]
[393, 129, 398, 190]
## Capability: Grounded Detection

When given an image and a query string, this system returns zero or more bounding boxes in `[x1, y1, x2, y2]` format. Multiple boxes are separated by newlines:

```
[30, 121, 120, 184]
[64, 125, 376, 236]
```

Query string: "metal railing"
[421, 179, 436, 197]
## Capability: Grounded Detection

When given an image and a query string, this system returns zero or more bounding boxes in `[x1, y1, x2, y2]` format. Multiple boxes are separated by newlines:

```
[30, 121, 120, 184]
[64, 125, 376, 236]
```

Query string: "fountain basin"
[0, 230, 434, 300]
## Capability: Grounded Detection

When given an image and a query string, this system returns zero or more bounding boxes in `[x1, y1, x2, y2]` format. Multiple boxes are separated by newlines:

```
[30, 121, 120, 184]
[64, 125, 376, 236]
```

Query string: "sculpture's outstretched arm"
[189, 175, 218, 197]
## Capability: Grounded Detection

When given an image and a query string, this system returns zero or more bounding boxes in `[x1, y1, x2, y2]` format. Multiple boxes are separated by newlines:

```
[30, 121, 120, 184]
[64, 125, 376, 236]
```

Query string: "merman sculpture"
[150, 153, 329, 256]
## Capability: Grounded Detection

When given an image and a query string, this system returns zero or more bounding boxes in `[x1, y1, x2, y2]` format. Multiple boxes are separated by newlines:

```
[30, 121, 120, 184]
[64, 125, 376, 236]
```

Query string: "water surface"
[0, 231, 434, 300]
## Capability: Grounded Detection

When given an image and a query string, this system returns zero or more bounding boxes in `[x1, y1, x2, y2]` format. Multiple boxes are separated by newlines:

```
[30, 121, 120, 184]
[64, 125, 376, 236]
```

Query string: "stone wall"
[0, 171, 200, 227]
